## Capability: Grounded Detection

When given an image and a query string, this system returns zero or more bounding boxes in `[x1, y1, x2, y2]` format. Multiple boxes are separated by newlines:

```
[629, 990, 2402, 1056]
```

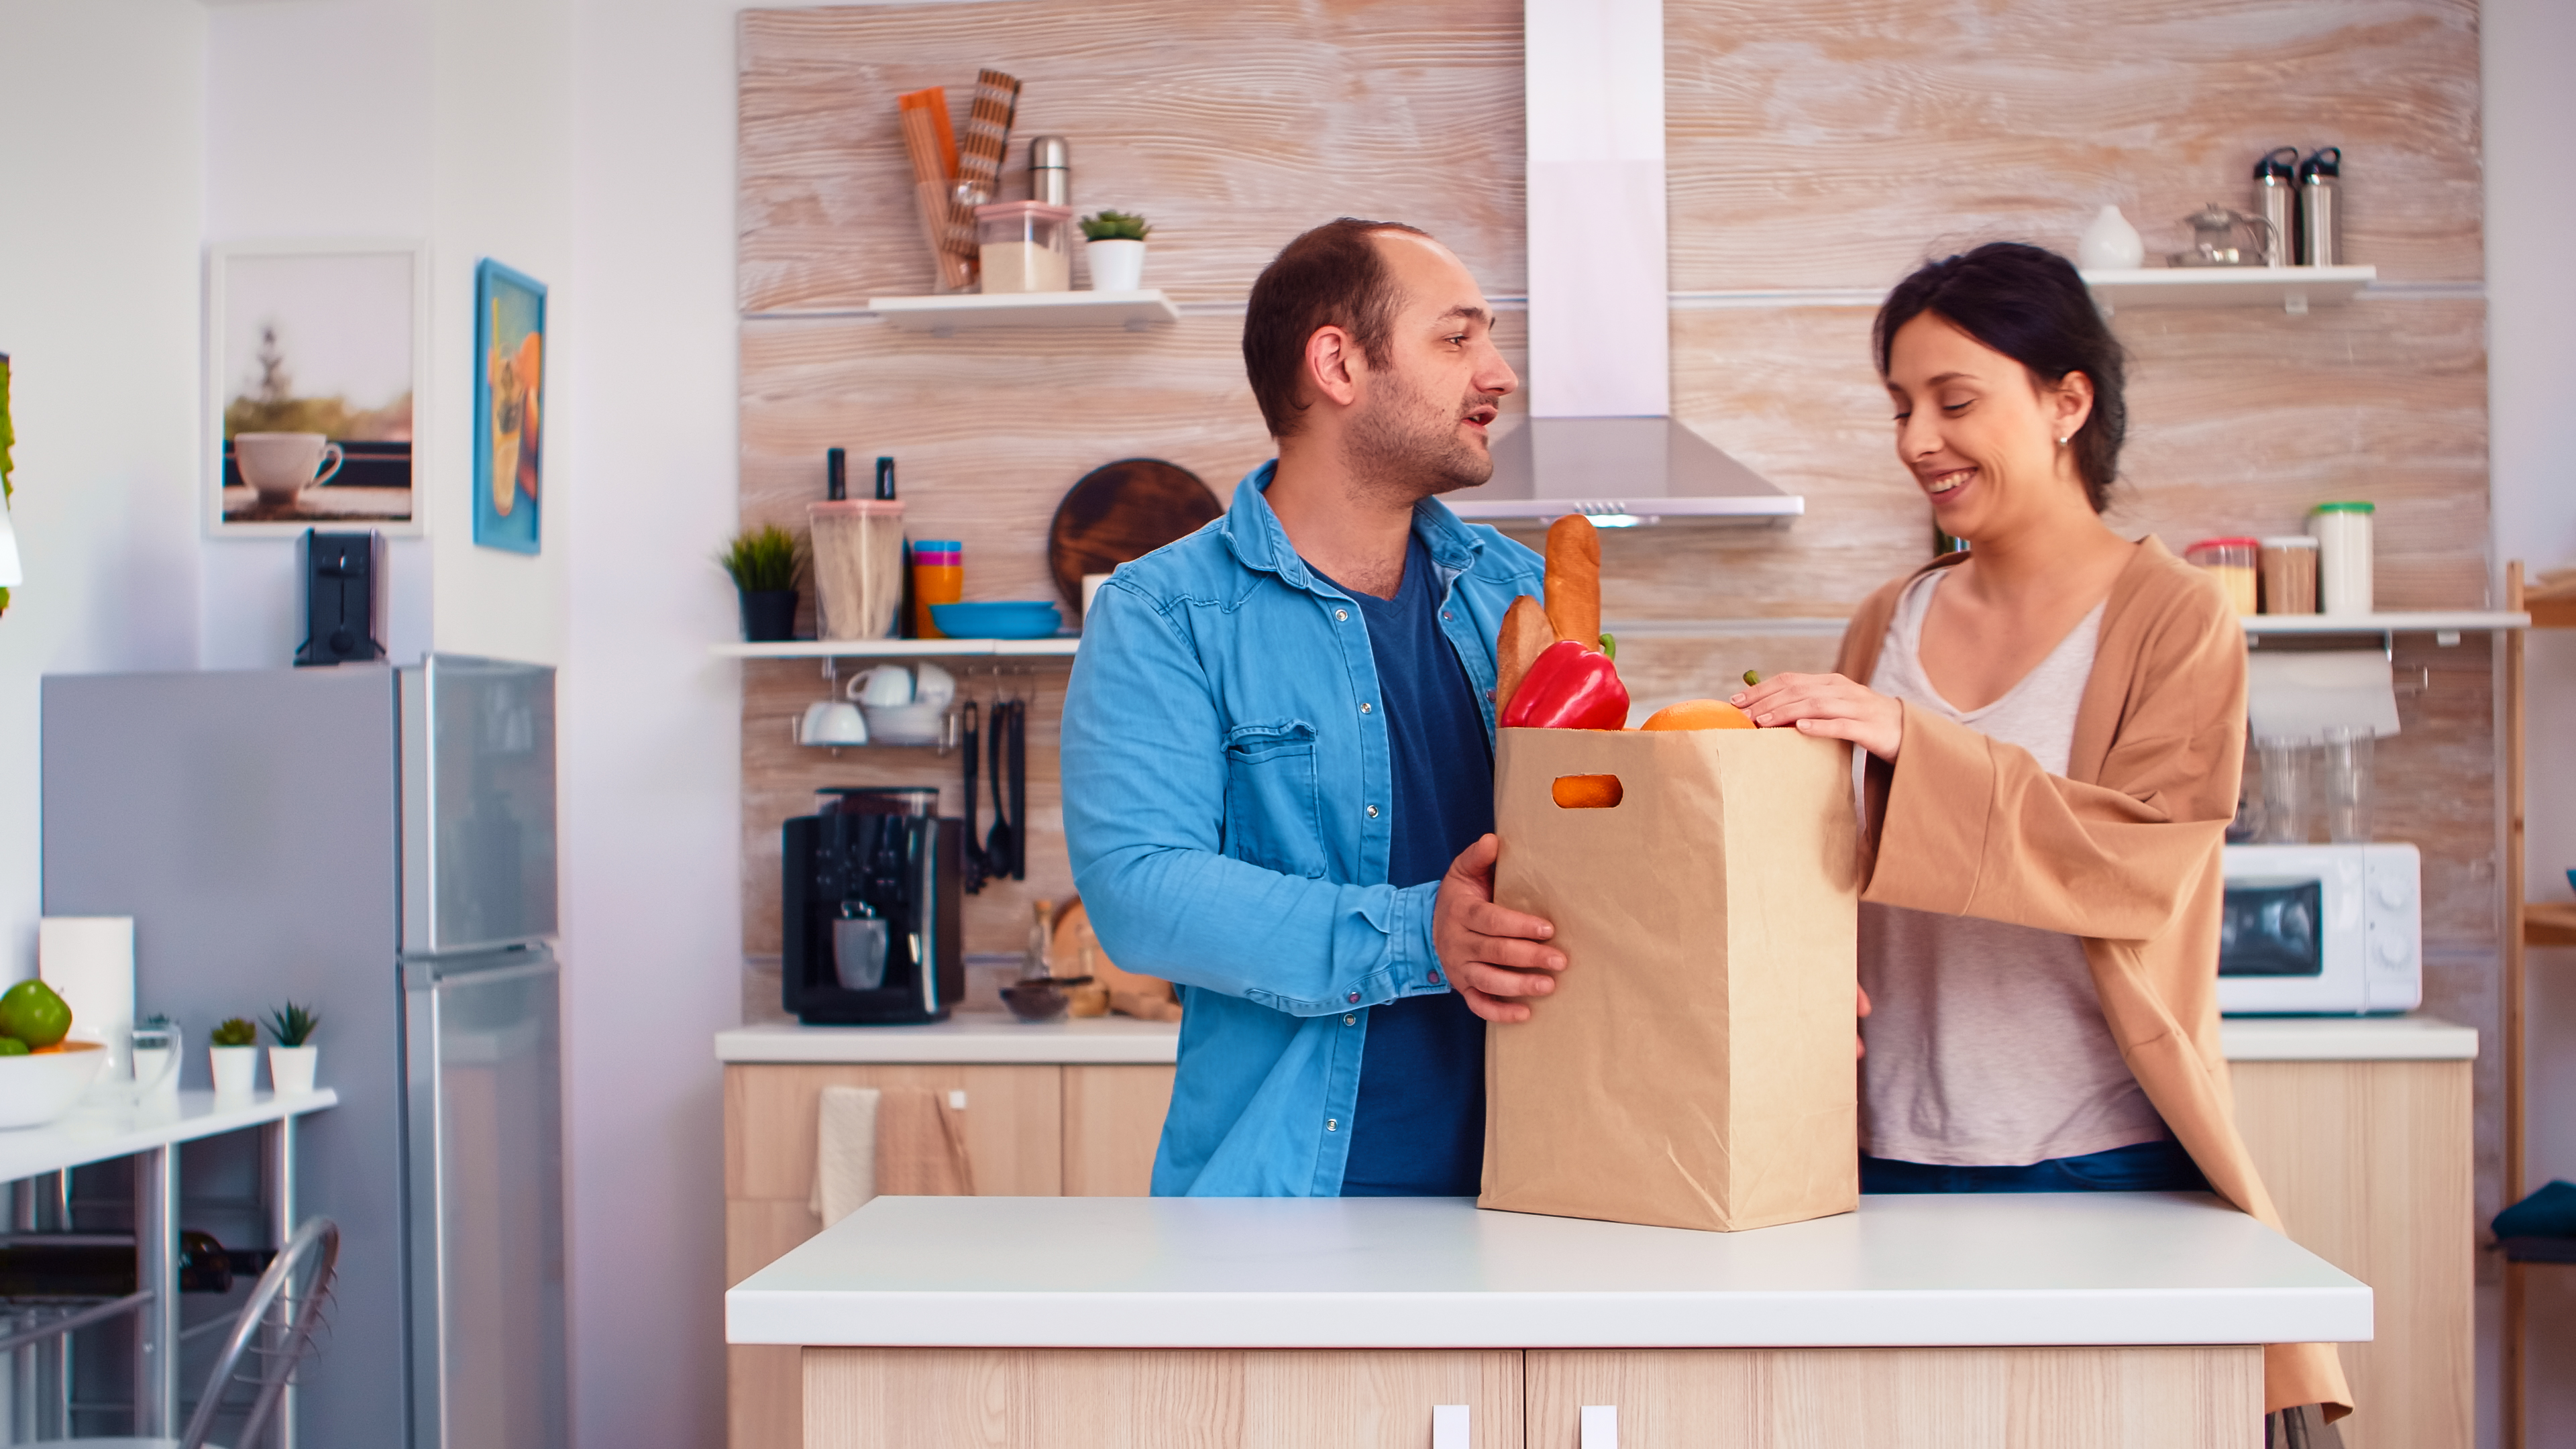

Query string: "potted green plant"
[1079, 211, 1152, 292]
[719, 525, 804, 642]
[209, 1016, 259, 1098]
[265, 1002, 320, 1095]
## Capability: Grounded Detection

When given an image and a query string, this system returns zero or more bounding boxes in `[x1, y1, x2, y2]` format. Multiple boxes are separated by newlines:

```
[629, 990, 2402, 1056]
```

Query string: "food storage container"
[809, 500, 907, 640]
[2184, 537, 2259, 616]
[2259, 536, 2318, 614]
[911, 540, 963, 639]
[2308, 502, 2375, 616]
[975, 201, 1073, 294]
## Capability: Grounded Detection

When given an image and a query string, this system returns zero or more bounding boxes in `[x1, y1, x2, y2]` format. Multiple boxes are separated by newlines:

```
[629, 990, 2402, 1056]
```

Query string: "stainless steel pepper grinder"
[1029, 136, 1070, 206]
[2253, 146, 2298, 268]
[2296, 147, 2342, 267]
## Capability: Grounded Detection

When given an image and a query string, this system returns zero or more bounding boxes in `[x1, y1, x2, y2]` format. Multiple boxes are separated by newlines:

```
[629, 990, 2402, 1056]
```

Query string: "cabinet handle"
[1432, 1403, 1469, 1449]
[1580, 1405, 1618, 1449]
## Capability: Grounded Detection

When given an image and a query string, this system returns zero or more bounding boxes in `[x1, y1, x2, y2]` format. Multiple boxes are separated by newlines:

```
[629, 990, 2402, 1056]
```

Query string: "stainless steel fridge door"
[401, 655, 558, 955]
[402, 946, 568, 1449]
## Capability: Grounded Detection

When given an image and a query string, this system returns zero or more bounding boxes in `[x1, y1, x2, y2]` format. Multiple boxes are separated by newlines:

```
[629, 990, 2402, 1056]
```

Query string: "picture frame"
[205, 241, 427, 538]
[472, 259, 547, 555]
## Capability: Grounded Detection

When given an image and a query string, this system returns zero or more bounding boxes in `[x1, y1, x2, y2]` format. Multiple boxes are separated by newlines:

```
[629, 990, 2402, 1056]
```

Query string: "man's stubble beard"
[1340, 363, 1495, 508]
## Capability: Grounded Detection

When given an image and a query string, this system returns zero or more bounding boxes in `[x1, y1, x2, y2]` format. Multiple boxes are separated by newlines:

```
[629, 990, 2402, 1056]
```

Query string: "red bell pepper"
[1501, 639, 1629, 730]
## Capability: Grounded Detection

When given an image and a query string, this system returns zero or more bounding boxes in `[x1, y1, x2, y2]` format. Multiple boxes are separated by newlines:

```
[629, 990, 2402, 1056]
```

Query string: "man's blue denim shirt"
[1061, 461, 1547, 1196]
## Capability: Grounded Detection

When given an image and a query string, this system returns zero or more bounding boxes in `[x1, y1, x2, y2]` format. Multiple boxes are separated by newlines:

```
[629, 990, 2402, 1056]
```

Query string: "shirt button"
[1442, 611, 1454, 621]
[1335, 608, 1350, 622]
[1327, 1118, 1339, 1132]
[1428, 970, 1442, 985]
[1348, 991, 1361, 1004]
[1344, 1014, 1356, 1026]
[1366, 804, 1380, 818]
[1360, 702, 1373, 714]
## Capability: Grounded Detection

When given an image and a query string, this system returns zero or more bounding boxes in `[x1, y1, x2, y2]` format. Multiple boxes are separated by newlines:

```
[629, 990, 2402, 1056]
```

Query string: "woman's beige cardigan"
[1835, 537, 2352, 1420]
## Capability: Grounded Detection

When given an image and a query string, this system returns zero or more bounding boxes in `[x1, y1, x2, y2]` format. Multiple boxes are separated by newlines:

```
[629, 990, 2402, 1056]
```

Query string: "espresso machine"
[782, 787, 965, 1024]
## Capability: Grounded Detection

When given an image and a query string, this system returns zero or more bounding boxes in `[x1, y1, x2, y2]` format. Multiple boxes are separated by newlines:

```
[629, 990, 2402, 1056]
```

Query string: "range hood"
[1443, 0, 1803, 527]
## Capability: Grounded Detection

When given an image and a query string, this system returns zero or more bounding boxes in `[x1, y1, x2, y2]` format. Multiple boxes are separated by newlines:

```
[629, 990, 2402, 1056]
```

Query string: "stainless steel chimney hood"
[1443, 0, 1803, 527]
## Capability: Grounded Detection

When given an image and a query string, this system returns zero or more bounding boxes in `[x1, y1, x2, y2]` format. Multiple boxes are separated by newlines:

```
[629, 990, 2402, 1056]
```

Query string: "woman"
[1735, 241, 2351, 1427]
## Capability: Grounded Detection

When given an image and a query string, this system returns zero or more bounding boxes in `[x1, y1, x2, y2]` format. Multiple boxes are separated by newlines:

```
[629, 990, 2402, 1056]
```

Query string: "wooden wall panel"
[1664, 0, 2483, 290]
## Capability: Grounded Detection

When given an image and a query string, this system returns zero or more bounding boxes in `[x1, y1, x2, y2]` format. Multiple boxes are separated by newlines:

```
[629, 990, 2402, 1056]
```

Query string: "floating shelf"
[2080, 266, 2375, 314]
[2528, 904, 2576, 949]
[717, 637, 1081, 660]
[2240, 610, 2528, 637]
[864, 290, 1179, 334]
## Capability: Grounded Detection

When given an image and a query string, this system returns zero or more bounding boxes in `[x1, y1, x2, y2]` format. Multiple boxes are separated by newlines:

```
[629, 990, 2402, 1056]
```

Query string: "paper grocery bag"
[1480, 726, 1860, 1232]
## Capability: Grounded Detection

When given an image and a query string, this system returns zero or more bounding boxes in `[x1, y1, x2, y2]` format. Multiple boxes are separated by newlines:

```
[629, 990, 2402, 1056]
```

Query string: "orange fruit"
[1641, 699, 1756, 731]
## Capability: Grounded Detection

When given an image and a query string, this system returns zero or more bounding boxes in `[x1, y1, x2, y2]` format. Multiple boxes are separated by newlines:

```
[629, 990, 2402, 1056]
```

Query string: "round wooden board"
[1046, 459, 1223, 612]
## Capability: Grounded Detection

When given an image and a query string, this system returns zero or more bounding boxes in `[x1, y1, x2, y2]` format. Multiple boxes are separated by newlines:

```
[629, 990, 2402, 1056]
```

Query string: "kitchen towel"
[2246, 650, 2400, 743]
[810, 1083, 976, 1228]
[38, 916, 133, 1074]
[810, 1085, 880, 1228]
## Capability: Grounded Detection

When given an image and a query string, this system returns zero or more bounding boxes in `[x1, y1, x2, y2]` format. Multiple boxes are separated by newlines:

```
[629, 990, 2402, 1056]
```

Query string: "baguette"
[1495, 594, 1554, 718]
[1544, 515, 1601, 645]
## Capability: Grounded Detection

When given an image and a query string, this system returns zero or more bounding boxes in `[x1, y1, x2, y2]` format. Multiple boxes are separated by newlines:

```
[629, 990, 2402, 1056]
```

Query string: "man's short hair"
[1241, 218, 1432, 439]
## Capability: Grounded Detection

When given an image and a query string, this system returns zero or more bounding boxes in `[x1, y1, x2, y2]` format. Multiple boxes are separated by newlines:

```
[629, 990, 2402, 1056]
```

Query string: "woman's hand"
[1732, 672, 1905, 763]
[1856, 983, 1871, 1060]
[1433, 834, 1567, 1023]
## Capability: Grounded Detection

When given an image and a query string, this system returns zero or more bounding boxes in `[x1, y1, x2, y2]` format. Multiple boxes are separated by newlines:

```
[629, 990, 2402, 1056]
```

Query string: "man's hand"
[1733, 672, 1904, 763]
[1432, 834, 1565, 1023]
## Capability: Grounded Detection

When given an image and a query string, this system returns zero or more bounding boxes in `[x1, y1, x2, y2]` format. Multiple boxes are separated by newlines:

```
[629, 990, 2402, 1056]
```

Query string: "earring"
[2056, 435, 2070, 447]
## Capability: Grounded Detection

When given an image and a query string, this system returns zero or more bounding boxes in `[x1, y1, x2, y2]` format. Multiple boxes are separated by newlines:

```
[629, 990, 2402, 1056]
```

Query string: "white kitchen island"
[729, 1192, 2369, 1448]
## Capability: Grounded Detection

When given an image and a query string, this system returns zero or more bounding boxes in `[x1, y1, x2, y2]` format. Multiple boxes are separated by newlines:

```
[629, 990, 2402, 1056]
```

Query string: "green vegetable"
[211, 1017, 258, 1048]
[716, 525, 802, 594]
[1742, 669, 1762, 686]
[0, 1037, 28, 1057]
[1078, 209, 1152, 242]
[0, 979, 71, 1049]
[265, 1002, 319, 1048]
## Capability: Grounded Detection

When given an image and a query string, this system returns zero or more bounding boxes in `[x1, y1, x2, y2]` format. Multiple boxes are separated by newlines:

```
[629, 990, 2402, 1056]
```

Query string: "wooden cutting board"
[1046, 458, 1223, 612]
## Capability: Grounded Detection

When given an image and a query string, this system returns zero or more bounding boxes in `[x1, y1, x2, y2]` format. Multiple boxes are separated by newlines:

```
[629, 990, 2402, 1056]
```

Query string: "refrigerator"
[40, 656, 568, 1449]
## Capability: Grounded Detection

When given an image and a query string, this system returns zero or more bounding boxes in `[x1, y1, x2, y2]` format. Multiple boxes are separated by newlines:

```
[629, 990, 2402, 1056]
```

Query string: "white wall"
[2485, 0, 2576, 1440]
[0, 0, 207, 971]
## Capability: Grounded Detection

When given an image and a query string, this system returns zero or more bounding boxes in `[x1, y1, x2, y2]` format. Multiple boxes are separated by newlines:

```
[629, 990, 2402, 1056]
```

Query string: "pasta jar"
[2307, 502, 2375, 616]
[975, 201, 1074, 294]
[2183, 537, 2259, 616]
[808, 499, 906, 640]
[2258, 535, 2318, 615]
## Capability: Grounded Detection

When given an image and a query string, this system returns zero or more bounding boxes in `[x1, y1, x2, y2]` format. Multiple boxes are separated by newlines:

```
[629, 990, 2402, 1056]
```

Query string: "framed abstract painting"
[472, 259, 546, 554]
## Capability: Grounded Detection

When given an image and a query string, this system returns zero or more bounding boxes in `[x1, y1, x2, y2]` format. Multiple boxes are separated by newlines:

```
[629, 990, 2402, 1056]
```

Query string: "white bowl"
[0, 1042, 108, 1129]
[863, 701, 949, 747]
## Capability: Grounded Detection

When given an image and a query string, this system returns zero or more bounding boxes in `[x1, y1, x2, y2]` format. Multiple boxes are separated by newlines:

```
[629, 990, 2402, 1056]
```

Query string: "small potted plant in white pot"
[1080, 210, 1151, 292]
[209, 1016, 260, 1099]
[266, 1002, 319, 1095]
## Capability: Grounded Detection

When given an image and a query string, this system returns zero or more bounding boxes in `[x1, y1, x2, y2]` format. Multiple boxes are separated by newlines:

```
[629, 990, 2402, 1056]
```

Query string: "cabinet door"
[2231, 1059, 2473, 1449]
[1063, 1065, 1175, 1195]
[806, 1347, 1521, 1449]
[1525, 1346, 2259, 1448]
[727, 1063, 1065, 1449]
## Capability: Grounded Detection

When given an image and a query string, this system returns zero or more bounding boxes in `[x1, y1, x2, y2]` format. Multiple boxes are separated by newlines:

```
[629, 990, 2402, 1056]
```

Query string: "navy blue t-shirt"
[1314, 534, 1495, 1197]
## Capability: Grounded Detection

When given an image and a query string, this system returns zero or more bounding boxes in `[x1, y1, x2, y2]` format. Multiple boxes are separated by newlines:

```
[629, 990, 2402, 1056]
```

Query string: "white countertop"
[718, 1014, 1179, 1065]
[727, 1193, 2369, 1350]
[721, 1012, 2475, 1067]
[0, 1088, 339, 1183]
[2217, 1014, 2477, 1061]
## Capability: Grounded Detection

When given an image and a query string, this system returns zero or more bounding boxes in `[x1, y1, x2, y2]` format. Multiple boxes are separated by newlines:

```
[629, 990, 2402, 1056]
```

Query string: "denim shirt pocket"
[1222, 719, 1328, 879]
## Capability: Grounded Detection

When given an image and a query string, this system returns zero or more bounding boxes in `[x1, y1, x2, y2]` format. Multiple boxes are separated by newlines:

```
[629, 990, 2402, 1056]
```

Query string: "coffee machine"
[782, 788, 964, 1024]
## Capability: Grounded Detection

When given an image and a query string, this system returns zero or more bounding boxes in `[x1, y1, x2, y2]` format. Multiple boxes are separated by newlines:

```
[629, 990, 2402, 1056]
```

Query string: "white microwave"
[2218, 843, 2422, 1016]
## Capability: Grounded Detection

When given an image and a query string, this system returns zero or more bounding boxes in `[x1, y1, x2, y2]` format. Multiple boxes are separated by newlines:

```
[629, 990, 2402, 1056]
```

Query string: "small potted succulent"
[266, 1002, 319, 1095]
[718, 525, 803, 643]
[209, 1016, 260, 1099]
[1079, 210, 1152, 292]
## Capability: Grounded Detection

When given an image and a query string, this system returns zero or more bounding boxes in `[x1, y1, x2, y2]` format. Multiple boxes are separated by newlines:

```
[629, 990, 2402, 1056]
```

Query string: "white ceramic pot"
[209, 1044, 259, 1099]
[1087, 238, 1146, 292]
[268, 1044, 318, 1096]
[2075, 205, 2145, 271]
[0, 1042, 107, 1130]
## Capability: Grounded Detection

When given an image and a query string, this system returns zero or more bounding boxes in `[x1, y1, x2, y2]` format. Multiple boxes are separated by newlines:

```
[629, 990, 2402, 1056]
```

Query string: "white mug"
[233, 431, 345, 505]
[846, 665, 914, 708]
[800, 700, 868, 747]
[912, 661, 957, 707]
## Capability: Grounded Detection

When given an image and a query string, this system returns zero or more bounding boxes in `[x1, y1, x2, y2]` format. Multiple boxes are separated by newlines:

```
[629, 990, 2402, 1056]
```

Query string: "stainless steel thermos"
[1028, 135, 1070, 206]
[2253, 147, 2298, 268]
[2296, 146, 2342, 267]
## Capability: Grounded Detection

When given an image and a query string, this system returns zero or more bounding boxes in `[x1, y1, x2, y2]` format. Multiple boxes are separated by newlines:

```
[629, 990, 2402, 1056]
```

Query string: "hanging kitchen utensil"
[960, 699, 987, 893]
[1046, 459, 1222, 614]
[1006, 692, 1028, 880]
[985, 696, 1016, 883]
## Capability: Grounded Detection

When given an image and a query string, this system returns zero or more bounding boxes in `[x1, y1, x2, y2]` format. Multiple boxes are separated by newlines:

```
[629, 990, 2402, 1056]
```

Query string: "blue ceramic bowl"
[930, 601, 1063, 640]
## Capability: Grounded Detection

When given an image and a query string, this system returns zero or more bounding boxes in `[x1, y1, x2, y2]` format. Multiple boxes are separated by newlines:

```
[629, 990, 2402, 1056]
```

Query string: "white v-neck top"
[1857, 569, 2165, 1167]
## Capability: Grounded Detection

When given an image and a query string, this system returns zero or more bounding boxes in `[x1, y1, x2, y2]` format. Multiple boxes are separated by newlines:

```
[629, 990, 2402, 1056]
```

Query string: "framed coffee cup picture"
[206, 242, 427, 537]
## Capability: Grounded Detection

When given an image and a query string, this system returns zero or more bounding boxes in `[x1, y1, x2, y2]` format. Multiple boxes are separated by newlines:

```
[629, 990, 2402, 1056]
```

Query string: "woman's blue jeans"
[1860, 1139, 2210, 1194]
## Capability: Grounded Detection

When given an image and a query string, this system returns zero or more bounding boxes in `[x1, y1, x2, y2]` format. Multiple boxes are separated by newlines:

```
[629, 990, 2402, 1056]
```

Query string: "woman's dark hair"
[1242, 217, 1431, 438]
[1872, 241, 2127, 513]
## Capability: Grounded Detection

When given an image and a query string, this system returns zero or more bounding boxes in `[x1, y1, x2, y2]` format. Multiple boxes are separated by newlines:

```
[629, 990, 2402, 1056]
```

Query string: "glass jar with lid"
[974, 201, 1074, 294]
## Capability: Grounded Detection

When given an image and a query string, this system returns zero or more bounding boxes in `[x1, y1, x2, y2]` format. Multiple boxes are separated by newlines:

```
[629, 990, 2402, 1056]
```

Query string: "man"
[1061, 218, 1566, 1197]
